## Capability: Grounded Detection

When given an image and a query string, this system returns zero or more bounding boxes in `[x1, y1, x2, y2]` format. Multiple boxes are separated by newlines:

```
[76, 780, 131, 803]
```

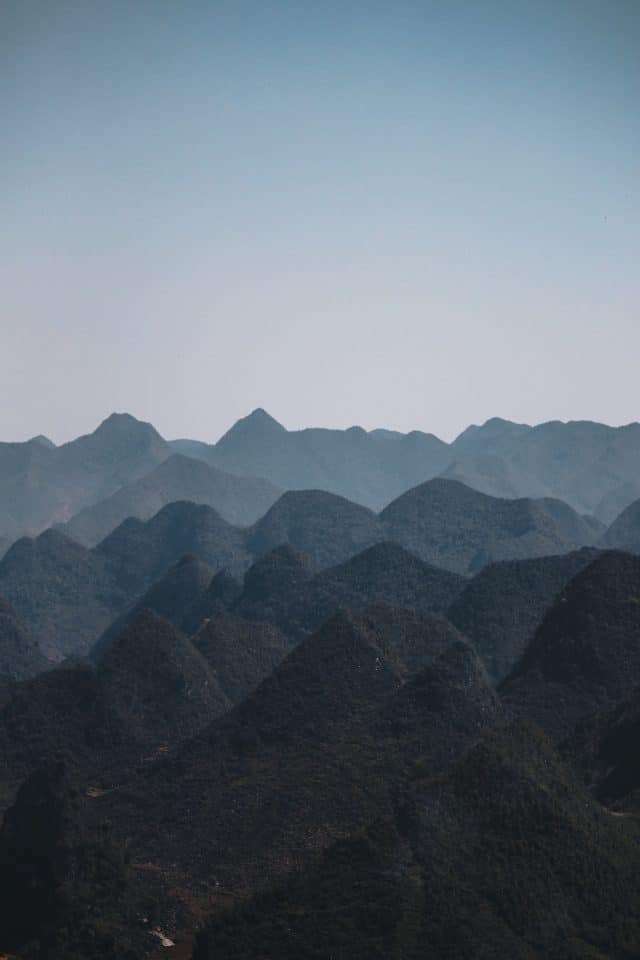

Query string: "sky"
[1, 0, 639, 444]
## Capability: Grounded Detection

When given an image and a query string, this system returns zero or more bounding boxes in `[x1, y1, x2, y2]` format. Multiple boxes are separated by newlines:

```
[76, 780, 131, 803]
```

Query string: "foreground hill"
[502, 551, 640, 739]
[58, 453, 281, 547]
[195, 721, 640, 960]
[563, 686, 640, 814]
[448, 549, 599, 683]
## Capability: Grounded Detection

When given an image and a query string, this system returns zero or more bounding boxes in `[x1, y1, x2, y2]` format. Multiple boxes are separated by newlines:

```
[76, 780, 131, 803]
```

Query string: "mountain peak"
[28, 434, 56, 449]
[94, 412, 159, 438]
[217, 408, 286, 448]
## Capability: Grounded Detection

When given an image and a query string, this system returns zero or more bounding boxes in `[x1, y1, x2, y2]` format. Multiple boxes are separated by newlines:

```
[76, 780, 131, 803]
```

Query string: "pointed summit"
[216, 408, 286, 450]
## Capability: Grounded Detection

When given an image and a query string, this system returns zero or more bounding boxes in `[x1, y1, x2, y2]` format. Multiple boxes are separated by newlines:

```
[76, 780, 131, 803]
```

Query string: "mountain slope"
[448, 548, 599, 683]
[501, 551, 640, 739]
[0, 413, 170, 543]
[178, 407, 453, 510]
[448, 418, 640, 522]
[194, 720, 640, 960]
[58, 453, 281, 547]
[248, 489, 384, 568]
[0, 530, 128, 660]
[0, 596, 49, 693]
[96, 610, 229, 746]
[380, 478, 601, 574]
[601, 497, 640, 553]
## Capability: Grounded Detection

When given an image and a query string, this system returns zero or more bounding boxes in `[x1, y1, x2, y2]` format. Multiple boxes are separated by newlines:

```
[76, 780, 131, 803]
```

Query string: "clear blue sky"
[2, 0, 638, 443]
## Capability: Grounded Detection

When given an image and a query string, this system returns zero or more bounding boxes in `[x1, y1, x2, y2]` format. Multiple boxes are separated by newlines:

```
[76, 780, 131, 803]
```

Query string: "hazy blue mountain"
[57, 453, 281, 546]
[167, 410, 640, 521]
[0, 413, 171, 542]
[601, 496, 640, 553]
[448, 418, 640, 522]
[172, 407, 453, 510]
[0, 477, 603, 659]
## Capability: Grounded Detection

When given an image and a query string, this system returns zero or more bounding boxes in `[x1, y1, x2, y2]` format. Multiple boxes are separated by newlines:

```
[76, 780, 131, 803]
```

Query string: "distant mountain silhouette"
[501, 551, 640, 739]
[4, 411, 640, 556]
[58, 453, 280, 547]
[447, 418, 640, 522]
[173, 407, 452, 510]
[0, 413, 170, 543]
[448, 549, 599, 683]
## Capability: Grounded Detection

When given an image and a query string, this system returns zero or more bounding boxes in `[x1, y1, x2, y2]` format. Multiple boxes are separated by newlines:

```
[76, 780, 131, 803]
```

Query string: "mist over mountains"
[2, 409, 640, 560]
[2, 407, 640, 959]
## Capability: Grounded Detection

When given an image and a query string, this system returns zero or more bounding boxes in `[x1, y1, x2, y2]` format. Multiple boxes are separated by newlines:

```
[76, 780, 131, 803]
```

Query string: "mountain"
[0, 476, 602, 661]
[232, 544, 319, 626]
[448, 418, 640, 522]
[563, 687, 640, 814]
[96, 609, 229, 746]
[191, 614, 294, 704]
[501, 551, 640, 739]
[91, 553, 214, 657]
[174, 407, 453, 510]
[94, 500, 250, 595]
[281, 542, 466, 637]
[601, 496, 640, 553]
[194, 721, 640, 960]
[0, 413, 170, 543]
[0, 661, 129, 813]
[0, 596, 49, 693]
[0, 529, 128, 660]
[0, 761, 135, 959]
[447, 549, 599, 683]
[248, 489, 384, 568]
[58, 453, 281, 547]
[0, 502, 248, 659]
[379, 478, 602, 574]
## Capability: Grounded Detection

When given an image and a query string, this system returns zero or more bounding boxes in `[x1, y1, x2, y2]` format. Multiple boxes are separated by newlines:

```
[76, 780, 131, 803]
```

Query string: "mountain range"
[3, 408, 640, 959]
[3, 409, 640, 557]
[0, 477, 604, 660]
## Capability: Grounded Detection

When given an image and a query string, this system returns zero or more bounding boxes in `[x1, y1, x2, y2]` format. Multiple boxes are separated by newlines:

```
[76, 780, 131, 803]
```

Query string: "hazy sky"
[2, 0, 639, 444]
